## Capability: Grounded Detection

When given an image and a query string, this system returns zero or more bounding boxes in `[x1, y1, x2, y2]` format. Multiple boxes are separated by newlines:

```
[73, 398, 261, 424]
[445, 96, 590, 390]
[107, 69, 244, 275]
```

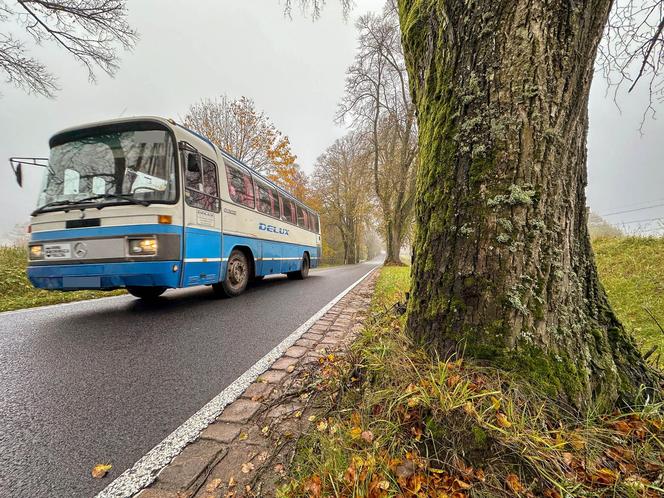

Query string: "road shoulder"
[133, 270, 378, 498]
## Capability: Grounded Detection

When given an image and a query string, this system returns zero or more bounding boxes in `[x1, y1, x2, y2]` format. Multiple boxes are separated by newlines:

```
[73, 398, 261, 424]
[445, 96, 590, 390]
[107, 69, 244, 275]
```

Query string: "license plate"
[44, 243, 71, 260]
[63, 276, 101, 288]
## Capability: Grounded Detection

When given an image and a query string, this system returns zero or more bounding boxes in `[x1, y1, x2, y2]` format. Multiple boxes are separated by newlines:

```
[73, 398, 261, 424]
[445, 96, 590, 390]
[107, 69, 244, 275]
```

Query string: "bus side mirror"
[13, 163, 23, 187]
[187, 154, 201, 173]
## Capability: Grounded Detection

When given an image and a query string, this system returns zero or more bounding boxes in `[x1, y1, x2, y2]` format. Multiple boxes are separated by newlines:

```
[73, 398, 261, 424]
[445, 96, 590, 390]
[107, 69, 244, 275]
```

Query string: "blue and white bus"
[12, 116, 321, 299]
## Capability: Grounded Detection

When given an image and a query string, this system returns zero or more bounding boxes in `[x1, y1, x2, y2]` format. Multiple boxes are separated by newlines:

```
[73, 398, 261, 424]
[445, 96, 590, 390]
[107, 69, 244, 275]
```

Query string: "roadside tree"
[183, 96, 299, 178]
[397, 0, 662, 409]
[295, 0, 663, 409]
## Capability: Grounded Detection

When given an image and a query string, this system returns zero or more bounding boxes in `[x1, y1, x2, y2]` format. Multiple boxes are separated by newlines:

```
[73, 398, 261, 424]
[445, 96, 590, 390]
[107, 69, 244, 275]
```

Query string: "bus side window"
[307, 210, 316, 232]
[296, 205, 306, 228]
[256, 182, 272, 215]
[202, 158, 219, 197]
[269, 188, 281, 219]
[281, 195, 293, 223]
[185, 153, 220, 212]
[225, 164, 255, 209]
[185, 152, 202, 191]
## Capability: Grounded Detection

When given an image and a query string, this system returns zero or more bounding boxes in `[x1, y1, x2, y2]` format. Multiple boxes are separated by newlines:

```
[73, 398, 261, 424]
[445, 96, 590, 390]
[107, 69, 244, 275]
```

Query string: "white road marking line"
[96, 265, 379, 498]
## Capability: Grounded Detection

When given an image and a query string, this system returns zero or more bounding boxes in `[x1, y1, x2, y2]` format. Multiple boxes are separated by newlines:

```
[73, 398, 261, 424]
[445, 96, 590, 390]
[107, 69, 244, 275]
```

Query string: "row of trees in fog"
[182, 3, 417, 266]
[312, 0, 418, 264]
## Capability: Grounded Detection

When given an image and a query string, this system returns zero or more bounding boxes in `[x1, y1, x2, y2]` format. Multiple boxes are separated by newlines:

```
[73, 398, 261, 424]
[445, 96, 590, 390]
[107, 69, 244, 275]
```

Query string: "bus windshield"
[38, 127, 177, 211]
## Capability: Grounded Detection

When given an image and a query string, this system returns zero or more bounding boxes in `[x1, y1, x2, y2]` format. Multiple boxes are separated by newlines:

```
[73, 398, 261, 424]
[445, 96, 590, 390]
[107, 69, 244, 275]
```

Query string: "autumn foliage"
[183, 95, 307, 197]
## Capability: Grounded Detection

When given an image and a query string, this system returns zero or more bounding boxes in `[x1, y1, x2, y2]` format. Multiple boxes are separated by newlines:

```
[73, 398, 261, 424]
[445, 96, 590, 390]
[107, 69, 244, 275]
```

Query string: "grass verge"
[594, 237, 664, 359]
[0, 246, 124, 312]
[281, 266, 664, 497]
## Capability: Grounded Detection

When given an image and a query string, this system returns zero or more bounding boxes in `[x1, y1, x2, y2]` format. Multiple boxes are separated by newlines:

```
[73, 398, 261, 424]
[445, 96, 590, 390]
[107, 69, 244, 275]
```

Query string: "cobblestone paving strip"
[135, 271, 378, 498]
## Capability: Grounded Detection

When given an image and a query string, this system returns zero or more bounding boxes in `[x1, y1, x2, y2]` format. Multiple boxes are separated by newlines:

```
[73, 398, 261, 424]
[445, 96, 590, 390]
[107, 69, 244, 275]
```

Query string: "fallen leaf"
[316, 420, 328, 432]
[308, 415, 317, 422]
[361, 430, 374, 443]
[287, 365, 296, 373]
[612, 420, 632, 434]
[454, 478, 472, 490]
[294, 410, 303, 419]
[206, 478, 222, 492]
[496, 412, 512, 428]
[241, 462, 255, 474]
[274, 463, 285, 474]
[491, 396, 501, 411]
[592, 467, 618, 485]
[506, 473, 523, 493]
[239, 432, 248, 441]
[350, 426, 363, 439]
[351, 411, 362, 426]
[303, 475, 322, 497]
[261, 425, 270, 436]
[446, 374, 461, 387]
[228, 476, 236, 487]
[91, 463, 112, 479]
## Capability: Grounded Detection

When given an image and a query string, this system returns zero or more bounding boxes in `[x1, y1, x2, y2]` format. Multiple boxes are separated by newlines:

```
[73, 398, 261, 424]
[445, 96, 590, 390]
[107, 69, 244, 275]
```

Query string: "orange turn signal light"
[158, 215, 172, 225]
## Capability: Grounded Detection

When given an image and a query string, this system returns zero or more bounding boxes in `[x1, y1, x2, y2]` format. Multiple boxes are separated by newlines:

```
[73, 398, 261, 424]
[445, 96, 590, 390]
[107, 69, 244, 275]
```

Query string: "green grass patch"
[0, 246, 124, 312]
[594, 237, 664, 356]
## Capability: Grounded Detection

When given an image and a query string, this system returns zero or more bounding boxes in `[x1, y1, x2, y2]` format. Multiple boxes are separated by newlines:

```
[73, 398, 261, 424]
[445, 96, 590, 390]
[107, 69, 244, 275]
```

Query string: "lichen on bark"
[397, 0, 658, 411]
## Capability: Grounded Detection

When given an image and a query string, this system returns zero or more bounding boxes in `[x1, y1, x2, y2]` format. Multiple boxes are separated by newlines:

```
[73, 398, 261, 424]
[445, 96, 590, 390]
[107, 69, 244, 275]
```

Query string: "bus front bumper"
[27, 261, 182, 290]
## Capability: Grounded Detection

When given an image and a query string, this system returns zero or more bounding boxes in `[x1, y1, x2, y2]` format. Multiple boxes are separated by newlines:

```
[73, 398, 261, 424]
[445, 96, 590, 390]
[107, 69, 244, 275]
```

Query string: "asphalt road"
[0, 262, 378, 497]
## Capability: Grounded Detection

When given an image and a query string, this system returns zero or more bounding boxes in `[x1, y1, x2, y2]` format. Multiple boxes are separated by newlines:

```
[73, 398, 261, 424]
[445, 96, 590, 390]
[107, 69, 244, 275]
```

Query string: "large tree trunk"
[398, 0, 657, 410]
[384, 218, 405, 265]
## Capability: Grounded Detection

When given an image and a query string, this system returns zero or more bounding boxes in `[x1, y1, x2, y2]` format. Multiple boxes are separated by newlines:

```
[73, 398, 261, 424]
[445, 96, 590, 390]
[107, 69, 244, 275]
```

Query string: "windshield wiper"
[32, 194, 150, 216]
[32, 200, 81, 216]
[75, 194, 151, 208]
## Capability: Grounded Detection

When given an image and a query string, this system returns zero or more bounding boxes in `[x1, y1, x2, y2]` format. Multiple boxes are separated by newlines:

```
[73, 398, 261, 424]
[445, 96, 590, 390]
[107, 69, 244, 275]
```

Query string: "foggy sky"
[0, 0, 662, 238]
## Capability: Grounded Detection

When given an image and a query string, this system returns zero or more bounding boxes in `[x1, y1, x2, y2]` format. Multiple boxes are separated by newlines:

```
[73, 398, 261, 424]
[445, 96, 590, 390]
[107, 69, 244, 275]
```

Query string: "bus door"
[180, 146, 223, 287]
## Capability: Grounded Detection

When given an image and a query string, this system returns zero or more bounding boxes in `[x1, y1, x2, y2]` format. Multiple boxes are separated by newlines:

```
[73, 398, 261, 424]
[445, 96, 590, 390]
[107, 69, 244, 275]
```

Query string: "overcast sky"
[0, 0, 662, 239]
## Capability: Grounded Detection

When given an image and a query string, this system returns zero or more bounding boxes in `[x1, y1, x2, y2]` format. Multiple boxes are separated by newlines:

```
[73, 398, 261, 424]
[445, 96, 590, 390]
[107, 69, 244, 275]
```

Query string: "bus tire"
[214, 249, 249, 297]
[127, 286, 167, 300]
[287, 254, 310, 280]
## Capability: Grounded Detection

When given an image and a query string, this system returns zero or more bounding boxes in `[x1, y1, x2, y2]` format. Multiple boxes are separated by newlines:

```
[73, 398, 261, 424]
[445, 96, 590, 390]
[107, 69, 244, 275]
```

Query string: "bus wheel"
[288, 254, 310, 280]
[127, 286, 167, 300]
[214, 249, 249, 297]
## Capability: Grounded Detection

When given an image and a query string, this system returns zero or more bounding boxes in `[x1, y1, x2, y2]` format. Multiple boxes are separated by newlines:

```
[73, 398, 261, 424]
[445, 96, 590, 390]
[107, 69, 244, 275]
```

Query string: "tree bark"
[398, 0, 657, 410]
[384, 217, 405, 265]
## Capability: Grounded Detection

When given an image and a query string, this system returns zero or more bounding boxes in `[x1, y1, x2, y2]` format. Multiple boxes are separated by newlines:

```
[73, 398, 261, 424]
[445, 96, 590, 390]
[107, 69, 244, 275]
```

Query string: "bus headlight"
[29, 245, 44, 259]
[128, 238, 158, 255]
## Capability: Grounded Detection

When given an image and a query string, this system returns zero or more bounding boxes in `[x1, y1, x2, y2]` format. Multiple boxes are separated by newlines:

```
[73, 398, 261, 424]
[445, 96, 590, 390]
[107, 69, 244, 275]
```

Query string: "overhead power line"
[601, 203, 664, 217]
[598, 196, 664, 213]
[616, 216, 664, 225]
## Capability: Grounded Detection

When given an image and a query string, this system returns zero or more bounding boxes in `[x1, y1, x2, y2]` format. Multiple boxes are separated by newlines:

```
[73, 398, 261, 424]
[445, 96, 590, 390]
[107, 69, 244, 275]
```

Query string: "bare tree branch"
[0, 0, 137, 97]
[598, 0, 664, 125]
[284, 0, 353, 20]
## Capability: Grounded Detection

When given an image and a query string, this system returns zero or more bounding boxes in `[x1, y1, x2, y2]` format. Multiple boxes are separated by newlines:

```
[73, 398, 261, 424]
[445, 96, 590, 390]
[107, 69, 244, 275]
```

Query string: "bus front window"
[38, 127, 177, 210]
